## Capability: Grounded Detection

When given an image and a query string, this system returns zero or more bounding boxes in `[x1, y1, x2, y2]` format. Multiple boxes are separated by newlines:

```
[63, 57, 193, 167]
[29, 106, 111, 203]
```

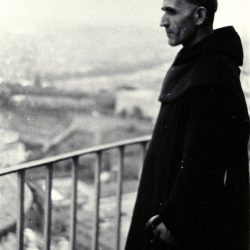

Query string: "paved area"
[0, 175, 33, 234]
[39, 177, 137, 249]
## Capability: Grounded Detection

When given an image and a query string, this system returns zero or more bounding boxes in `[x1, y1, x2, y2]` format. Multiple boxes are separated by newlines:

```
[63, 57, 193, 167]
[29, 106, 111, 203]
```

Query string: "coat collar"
[174, 26, 243, 67]
[159, 26, 242, 103]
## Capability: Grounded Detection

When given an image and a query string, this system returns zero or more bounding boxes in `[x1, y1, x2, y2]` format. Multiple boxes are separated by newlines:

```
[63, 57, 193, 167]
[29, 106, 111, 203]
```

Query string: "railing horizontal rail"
[0, 135, 151, 177]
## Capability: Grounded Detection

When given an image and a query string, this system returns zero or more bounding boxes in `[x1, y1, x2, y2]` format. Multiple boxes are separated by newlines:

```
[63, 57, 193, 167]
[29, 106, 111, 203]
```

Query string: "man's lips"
[166, 29, 174, 36]
[166, 31, 174, 37]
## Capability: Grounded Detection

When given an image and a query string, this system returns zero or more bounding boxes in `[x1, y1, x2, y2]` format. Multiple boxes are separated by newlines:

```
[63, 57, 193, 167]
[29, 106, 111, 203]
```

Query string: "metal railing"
[0, 136, 151, 250]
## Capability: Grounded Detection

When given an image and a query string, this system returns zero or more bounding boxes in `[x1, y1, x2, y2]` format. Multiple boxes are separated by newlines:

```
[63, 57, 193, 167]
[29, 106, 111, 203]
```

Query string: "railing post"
[139, 142, 147, 178]
[115, 146, 125, 250]
[70, 157, 79, 250]
[92, 151, 102, 250]
[17, 170, 25, 250]
[44, 164, 53, 250]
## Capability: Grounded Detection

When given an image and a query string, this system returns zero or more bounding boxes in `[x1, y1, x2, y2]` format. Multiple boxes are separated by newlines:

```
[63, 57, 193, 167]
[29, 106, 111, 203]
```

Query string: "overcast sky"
[0, 0, 248, 36]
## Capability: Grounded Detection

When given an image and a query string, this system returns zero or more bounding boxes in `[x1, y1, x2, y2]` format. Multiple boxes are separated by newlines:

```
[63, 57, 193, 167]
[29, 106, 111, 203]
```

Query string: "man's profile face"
[160, 0, 198, 47]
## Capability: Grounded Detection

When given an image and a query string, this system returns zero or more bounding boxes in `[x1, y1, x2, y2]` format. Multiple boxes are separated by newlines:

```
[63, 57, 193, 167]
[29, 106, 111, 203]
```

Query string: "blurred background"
[0, 0, 249, 249]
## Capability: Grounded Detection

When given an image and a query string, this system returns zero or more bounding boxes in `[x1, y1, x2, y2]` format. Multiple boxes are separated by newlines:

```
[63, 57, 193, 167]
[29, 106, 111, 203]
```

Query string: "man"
[125, 0, 249, 249]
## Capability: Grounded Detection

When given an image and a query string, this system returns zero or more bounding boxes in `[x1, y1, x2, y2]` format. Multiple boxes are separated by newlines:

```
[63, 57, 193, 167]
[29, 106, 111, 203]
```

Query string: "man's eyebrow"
[161, 6, 176, 12]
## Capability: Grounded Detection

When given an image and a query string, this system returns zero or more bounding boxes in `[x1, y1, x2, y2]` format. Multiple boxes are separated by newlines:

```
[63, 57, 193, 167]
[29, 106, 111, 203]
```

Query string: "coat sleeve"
[158, 86, 245, 240]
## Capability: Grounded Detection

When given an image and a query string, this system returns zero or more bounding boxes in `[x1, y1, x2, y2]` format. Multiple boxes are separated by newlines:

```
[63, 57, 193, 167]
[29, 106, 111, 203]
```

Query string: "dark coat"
[125, 26, 249, 250]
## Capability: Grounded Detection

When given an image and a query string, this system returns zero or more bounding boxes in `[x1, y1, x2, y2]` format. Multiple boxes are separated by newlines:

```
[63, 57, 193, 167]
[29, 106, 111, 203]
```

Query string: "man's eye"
[162, 8, 176, 15]
[166, 9, 176, 15]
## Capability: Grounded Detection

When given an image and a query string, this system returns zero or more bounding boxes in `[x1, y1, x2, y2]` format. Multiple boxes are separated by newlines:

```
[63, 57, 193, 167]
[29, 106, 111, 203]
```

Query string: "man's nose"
[160, 14, 169, 27]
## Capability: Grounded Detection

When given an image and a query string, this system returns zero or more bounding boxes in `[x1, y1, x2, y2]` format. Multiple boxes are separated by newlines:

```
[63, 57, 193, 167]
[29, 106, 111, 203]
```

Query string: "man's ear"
[194, 6, 207, 26]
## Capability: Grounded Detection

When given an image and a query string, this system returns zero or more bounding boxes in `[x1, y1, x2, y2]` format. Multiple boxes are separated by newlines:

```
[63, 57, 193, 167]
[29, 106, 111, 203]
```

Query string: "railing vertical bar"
[141, 141, 147, 159]
[44, 164, 53, 250]
[17, 170, 25, 250]
[92, 151, 102, 250]
[70, 157, 79, 250]
[139, 142, 147, 178]
[115, 146, 125, 250]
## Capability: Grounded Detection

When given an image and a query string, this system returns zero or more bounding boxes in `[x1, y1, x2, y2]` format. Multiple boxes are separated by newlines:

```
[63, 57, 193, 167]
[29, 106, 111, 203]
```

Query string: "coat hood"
[159, 26, 244, 103]
[174, 26, 243, 67]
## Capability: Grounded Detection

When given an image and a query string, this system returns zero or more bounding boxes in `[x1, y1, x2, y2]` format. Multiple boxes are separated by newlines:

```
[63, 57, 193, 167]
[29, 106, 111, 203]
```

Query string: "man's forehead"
[162, 0, 195, 9]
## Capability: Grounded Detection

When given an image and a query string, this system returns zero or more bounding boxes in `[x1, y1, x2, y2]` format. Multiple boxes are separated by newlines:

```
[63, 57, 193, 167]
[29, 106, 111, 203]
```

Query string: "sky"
[0, 0, 248, 37]
[0, 0, 248, 64]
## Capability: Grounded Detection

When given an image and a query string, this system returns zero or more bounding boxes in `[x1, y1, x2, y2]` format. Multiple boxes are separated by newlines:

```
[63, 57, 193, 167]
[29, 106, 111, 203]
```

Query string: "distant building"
[0, 129, 26, 167]
[115, 89, 160, 120]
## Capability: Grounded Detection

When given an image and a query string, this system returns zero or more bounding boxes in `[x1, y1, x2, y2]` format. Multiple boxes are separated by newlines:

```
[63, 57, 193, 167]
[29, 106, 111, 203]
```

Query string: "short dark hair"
[186, 0, 218, 24]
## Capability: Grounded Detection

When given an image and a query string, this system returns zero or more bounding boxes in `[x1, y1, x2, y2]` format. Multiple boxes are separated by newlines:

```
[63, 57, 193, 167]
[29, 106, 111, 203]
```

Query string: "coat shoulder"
[159, 56, 239, 103]
[188, 56, 239, 88]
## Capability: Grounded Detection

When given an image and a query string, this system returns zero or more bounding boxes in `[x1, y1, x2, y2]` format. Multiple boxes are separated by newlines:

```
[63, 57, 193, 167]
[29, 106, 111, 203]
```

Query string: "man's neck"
[183, 26, 214, 49]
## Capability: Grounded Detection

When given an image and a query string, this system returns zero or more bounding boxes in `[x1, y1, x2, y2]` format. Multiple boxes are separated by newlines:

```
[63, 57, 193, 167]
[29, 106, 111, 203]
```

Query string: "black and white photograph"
[0, 0, 249, 249]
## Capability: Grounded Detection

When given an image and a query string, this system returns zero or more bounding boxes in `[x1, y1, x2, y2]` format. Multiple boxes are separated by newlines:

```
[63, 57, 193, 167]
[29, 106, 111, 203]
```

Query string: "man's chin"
[168, 40, 179, 47]
[166, 37, 179, 46]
